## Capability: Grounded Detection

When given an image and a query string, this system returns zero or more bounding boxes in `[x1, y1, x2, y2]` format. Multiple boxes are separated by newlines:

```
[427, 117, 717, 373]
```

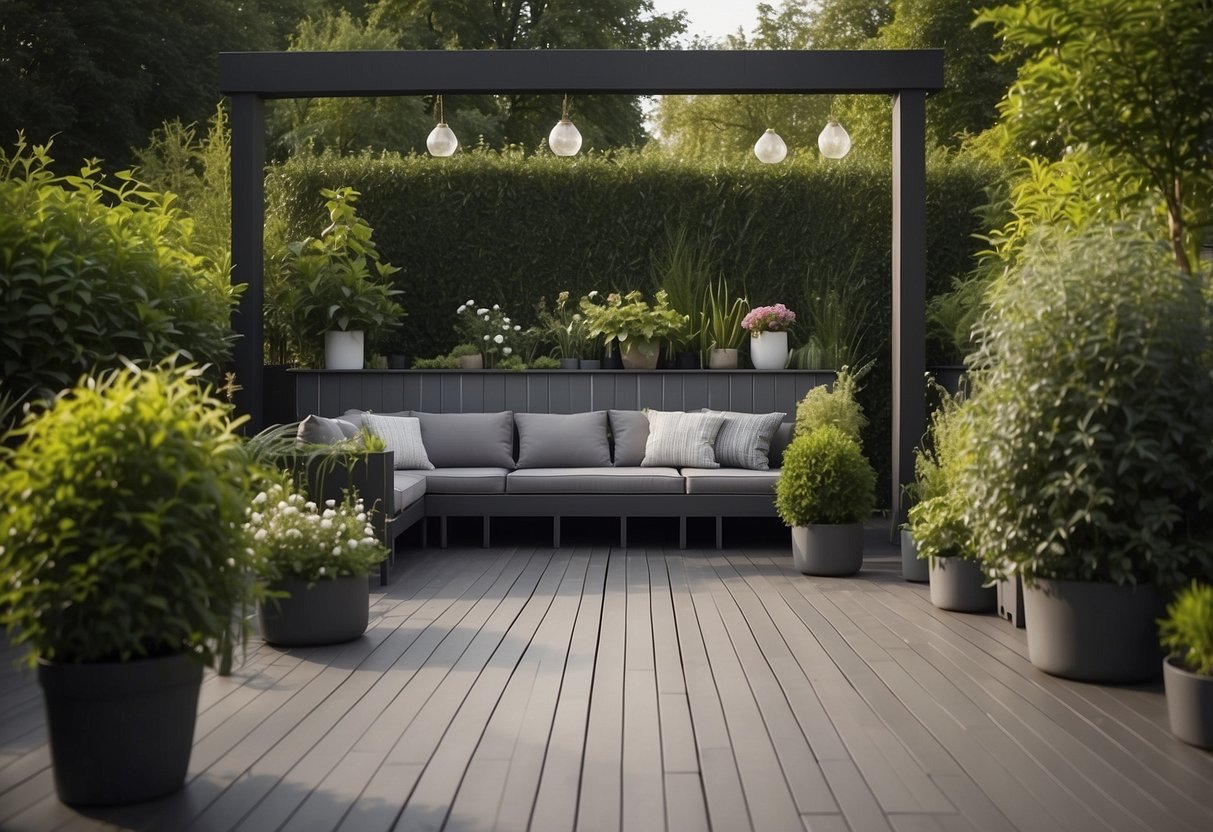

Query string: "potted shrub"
[957, 224, 1213, 682]
[579, 289, 687, 370]
[455, 299, 521, 369]
[0, 362, 256, 806]
[271, 187, 404, 369]
[742, 303, 796, 369]
[247, 480, 387, 646]
[775, 425, 876, 576]
[537, 291, 588, 369]
[1159, 582, 1213, 749]
[700, 278, 749, 369]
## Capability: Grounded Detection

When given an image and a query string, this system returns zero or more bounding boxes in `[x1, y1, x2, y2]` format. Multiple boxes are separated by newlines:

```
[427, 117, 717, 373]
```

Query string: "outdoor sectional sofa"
[298, 407, 794, 581]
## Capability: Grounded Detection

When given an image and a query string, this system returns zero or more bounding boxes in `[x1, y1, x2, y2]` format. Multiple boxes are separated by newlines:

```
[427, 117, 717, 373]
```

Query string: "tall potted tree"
[0, 362, 257, 806]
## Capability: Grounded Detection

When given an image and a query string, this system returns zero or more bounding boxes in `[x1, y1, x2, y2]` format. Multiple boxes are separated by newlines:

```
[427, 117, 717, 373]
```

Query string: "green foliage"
[794, 364, 869, 444]
[979, 0, 1213, 271]
[528, 355, 562, 370]
[653, 226, 716, 352]
[926, 274, 989, 363]
[701, 278, 749, 352]
[536, 292, 590, 359]
[791, 268, 877, 371]
[580, 289, 688, 347]
[247, 479, 386, 585]
[1160, 582, 1213, 676]
[455, 299, 523, 367]
[907, 385, 976, 561]
[0, 361, 257, 669]
[412, 354, 460, 369]
[776, 425, 876, 526]
[0, 136, 237, 408]
[958, 222, 1213, 589]
[267, 186, 404, 366]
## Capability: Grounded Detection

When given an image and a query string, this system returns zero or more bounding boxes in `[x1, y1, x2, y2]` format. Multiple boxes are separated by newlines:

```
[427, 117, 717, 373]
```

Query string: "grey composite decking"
[2, 528, 1212, 832]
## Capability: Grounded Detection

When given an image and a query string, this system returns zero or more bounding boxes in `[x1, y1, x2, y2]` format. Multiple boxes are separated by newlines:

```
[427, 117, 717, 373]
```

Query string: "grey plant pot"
[578, 359, 601, 370]
[38, 652, 202, 806]
[1163, 657, 1213, 749]
[1022, 579, 1163, 683]
[259, 575, 370, 647]
[559, 358, 579, 370]
[928, 556, 995, 613]
[900, 529, 929, 583]
[791, 524, 863, 576]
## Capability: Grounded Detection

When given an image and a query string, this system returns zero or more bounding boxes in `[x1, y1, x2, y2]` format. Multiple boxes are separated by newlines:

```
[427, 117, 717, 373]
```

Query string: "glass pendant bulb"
[549, 95, 583, 157]
[426, 95, 458, 157]
[817, 119, 852, 159]
[753, 128, 788, 164]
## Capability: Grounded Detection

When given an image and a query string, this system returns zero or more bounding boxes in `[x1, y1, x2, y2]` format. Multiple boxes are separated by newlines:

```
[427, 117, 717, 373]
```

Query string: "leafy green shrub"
[794, 364, 869, 444]
[0, 136, 237, 408]
[580, 289, 687, 346]
[0, 362, 256, 669]
[775, 425, 876, 527]
[528, 355, 561, 369]
[958, 223, 1213, 588]
[1160, 582, 1213, 676]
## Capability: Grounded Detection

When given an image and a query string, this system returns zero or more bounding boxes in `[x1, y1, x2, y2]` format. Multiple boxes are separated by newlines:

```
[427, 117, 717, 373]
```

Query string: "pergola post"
[230, 93, 265, 430]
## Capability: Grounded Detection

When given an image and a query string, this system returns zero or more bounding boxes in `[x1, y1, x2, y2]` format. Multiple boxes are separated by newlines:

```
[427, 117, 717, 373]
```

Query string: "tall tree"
[979, 0, 1213, 272]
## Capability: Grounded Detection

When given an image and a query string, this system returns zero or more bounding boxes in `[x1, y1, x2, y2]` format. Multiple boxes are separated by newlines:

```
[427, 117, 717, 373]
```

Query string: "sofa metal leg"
[379, 557, 388, 586]
[715, 516, 723, 550]
[440, 516, 448, 549]
[420, 520, 428, 549]
[553, 516, 561, 548]
[620, 516, 628, 549]
[679, 517, 687, 549]
[483, 516, 490, 548]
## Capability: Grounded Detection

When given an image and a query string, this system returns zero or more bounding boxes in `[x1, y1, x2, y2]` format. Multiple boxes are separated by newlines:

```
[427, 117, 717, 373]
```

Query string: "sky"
[649, 0, 763, 41]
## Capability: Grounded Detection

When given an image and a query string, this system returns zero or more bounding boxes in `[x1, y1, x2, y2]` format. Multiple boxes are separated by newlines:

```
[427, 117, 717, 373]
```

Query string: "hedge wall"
[267, 149, 1001, 503]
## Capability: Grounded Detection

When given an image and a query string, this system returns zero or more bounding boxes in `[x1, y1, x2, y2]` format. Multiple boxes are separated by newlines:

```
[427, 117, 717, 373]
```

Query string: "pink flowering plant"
[742, 303, 797, 334]
[245, 480, 387, 586]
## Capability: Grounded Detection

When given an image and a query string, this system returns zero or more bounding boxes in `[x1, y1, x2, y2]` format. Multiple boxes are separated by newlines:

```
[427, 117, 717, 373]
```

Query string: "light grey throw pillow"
[515, 412, 611, 469]
[641, 410, 726, 469]
[609, 409, 650, 466]
[703, 410, 786, 470]
[297, 414, 359, 445]
[413, 411, 516, 469]
[360, 414, 434, 470]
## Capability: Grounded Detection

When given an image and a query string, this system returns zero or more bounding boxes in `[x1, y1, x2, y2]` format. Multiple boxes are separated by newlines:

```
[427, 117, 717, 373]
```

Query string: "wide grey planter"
[259, 575, 370, 646]
[791, 524, 863, 576]
[1023, 579, 1163, 683]
[900, 529, 929, 583]
[38, 652, 201, 806]
[1163, 657, 1213, 749]
[928, 556, 995, 612]
[559, 358, 579, 370]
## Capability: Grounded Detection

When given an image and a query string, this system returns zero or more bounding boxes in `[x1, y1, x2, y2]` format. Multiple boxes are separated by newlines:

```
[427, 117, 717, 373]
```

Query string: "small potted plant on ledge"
[248, 479, 388, 647]
[273, 187, 404, 370]
[579, 289, 687, 370]
[455, 299, 521, 369]
[1160, 582, 1213, 749]
[538, 291, 588, 369]
[701, 278, 749, 369]
[743, 303, 796, 369]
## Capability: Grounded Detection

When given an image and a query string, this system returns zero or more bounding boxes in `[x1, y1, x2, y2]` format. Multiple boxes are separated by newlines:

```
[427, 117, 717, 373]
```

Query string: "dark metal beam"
[219, 49, 943, 98]
[229, 94, 265, 432]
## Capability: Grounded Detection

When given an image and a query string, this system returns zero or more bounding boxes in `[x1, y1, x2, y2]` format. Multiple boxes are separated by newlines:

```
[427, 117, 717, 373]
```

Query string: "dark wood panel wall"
[294, 370, 834, 420]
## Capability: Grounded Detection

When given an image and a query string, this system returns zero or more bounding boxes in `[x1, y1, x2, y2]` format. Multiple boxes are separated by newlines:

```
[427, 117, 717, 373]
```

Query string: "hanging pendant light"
[548, 94, 583, 157]
[753, 128, 788, 164]
[817, 119, 851, 159]
[426, 94, 458, 157]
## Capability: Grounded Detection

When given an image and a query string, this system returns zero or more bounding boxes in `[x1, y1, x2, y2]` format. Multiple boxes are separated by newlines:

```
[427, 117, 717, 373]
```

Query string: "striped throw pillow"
[704, 410, 786, 470]
[641, 410, 726, 468]
[360, 414, 435, 470]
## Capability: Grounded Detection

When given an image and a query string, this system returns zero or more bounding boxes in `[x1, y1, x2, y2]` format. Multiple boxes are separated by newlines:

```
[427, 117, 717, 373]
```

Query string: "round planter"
[558, 357, 579, 370]
[259, 575, 370, 647]
[458, 354, 484, 370]
[750, 330, 789, 370]
[619, 338, 660, 370]
[1023, 579, 1163, 682]
[928, 556, 995, 612]
[579, 359, 601, 370]
[324, 329, 365, 370]
[38, 652, 202, 806]
[1163, 657, 1213, 749]
[900, 529, 929, 583]
[708, 348, 739, 369]
[386, 353, 409, 370]
[791, 524, 864, 576]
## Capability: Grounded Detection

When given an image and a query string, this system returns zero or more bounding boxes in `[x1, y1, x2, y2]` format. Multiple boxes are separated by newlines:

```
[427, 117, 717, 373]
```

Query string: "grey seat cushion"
[608, 409, 649, 466]
[682, 468, 781, 495]
[392, 471, 427, 512]
[506, 467, 684, 494]
[515, 411, 611, 468]
[419, 467, 509, 494]
[413, 411, 515, 469]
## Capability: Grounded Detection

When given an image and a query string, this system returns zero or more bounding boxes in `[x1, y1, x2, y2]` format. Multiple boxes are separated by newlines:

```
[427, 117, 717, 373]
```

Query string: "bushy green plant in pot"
[247, 480, 387, 647]
[1159, 582, 1213, 749]
[957, 223, 1213, 682]
[700, 278, 749, 369]
[579, 290, 687, 370]
[0, 361, 256, 806]
[775, 425, 876, 576]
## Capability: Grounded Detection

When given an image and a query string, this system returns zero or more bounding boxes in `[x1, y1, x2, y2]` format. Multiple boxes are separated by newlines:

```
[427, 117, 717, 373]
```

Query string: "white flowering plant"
[245, 481, 387, 585]
[455, 298, 521, 368]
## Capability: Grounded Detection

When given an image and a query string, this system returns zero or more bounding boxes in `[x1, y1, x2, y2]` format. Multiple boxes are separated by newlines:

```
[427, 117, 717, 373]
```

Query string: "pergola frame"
[218, 48, 944, 513]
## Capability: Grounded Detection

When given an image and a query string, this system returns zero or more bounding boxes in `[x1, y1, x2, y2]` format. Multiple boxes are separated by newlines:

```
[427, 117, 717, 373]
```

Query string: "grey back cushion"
[609, 409, 650, 466]
[703, 410, 786, 470]
[515, 411, 611, 469]
[768, 422, 795, 468]
[413, 411, 516, 469]
[297, 414, 359, 445]
[642, 410, 726, 468]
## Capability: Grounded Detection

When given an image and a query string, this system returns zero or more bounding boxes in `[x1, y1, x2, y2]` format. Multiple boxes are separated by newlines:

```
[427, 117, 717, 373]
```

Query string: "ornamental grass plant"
[1160, 582, 1213, 676]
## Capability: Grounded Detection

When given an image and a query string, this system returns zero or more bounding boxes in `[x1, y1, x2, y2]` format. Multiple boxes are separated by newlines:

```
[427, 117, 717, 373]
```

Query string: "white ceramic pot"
[750, 330, 788, 369]
[324, 330, 364, 370]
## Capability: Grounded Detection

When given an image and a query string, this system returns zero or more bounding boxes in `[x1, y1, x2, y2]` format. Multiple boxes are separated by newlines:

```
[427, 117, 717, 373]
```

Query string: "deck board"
[3, 530, 1212, 832]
